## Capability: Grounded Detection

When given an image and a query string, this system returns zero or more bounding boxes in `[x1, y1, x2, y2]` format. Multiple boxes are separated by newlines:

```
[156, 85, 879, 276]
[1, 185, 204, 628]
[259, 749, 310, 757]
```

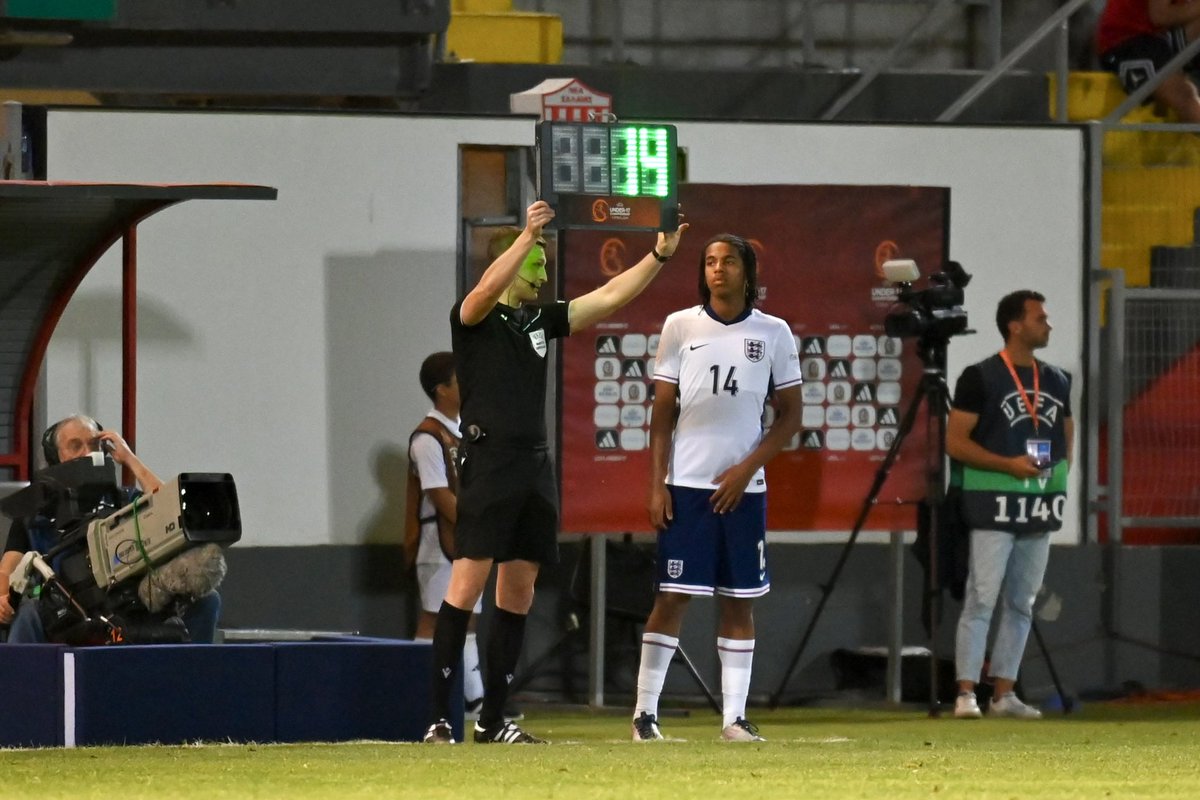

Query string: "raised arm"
[98, 430, 163, 493]
[460, 201, 556, 326]
[568, 221, 689, 333]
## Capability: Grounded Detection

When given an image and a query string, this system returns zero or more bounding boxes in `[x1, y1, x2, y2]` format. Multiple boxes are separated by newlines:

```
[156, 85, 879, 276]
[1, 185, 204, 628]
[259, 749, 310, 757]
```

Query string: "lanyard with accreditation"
[958, 351, 1068, 534]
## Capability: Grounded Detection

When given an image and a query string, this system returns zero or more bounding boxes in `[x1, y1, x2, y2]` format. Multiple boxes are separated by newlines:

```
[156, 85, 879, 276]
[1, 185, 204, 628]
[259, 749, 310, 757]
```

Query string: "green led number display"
[637, 127, 670, 198]
[546, 123, 675, 199]
[538, 120, 678, 231]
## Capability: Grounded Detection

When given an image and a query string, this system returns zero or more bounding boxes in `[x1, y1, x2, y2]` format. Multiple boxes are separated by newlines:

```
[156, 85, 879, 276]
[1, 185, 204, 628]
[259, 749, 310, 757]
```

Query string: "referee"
[424, 200, 688, 744]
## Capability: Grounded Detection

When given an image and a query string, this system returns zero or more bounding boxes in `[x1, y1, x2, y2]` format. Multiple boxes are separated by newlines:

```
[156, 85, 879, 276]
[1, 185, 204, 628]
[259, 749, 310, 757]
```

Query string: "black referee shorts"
[454, 442, 560, 565]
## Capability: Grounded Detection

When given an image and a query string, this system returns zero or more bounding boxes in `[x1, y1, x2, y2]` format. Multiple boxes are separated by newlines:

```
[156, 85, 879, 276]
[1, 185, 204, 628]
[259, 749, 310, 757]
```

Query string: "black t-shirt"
[4, 518, 30, 553]
[450, 299, 571, 447]
[952, 353, 1073, 460]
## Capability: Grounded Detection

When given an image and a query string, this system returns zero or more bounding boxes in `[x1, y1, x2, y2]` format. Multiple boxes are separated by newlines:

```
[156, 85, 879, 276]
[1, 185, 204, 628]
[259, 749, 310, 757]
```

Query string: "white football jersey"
[653, 306, 803, 492]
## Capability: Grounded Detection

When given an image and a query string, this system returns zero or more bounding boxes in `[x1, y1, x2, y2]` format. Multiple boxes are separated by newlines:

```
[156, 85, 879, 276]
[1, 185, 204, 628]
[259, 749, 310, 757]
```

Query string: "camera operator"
[947, 291, 1073, 719]
[0, 414, 222, 644]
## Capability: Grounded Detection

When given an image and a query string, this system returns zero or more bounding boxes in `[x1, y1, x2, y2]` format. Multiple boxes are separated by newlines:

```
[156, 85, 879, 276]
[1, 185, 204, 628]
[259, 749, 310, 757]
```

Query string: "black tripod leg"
[768, 376, 932, 708]
[1030, 618, 1073, 713]
[509, 614, 581, 697]
[673, 644, 722, 714]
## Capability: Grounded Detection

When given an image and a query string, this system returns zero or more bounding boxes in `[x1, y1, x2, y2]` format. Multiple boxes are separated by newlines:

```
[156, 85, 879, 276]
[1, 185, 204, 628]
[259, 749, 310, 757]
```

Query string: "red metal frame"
[8, 214, 160, 480]
[122, 226, 138, 486]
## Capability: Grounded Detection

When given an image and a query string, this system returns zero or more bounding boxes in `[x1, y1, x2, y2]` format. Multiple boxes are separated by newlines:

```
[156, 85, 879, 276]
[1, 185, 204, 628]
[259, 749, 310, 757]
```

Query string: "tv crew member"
[949, 291, 1073, 719]
[0, 414, 221, 644]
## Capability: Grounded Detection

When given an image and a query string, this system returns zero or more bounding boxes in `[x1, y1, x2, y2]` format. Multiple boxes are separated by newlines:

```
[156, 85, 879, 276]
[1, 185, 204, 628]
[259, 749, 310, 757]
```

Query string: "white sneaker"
[989, 692, 1043, 719]
[721, 718, 765, 742]
[953, 692, 982, 719]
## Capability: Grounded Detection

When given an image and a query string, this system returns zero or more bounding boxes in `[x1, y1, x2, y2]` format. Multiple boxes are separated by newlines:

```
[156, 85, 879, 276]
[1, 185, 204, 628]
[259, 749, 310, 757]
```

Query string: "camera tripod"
[768, 337, 1071, 715]
[768, 337, 953, 713]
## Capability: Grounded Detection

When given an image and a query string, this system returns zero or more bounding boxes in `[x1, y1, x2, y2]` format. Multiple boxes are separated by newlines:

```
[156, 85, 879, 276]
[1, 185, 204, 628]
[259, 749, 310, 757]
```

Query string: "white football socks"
[634, 632, 679, 719]
[718, 637, 755, 728]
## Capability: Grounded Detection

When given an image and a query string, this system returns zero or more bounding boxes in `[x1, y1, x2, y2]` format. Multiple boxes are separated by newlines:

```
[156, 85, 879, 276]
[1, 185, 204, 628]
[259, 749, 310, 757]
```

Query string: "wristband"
[651, 248, 671, 263]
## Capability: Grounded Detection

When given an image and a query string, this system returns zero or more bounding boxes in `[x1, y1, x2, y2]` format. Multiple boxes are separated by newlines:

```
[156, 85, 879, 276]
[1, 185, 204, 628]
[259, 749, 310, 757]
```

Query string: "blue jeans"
[6, 599, 46, 643]
[181, 592, 222, 644]
[954, 528, 1051, 683]
[4, 591, 221, 644]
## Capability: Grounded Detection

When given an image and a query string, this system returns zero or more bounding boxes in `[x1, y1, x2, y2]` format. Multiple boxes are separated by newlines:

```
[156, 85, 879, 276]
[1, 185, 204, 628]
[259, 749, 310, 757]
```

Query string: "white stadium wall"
[42, 111, 1085, 548]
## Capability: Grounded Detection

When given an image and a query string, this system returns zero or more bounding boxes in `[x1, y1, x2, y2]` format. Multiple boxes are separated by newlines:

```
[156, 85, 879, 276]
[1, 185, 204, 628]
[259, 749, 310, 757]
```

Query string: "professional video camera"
[0, 453, 241, 645]
[882, 259, 972, 344]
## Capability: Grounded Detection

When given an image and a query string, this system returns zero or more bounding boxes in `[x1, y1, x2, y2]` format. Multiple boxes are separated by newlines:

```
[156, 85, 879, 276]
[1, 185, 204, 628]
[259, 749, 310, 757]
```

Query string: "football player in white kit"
[632, 234, 803, 742]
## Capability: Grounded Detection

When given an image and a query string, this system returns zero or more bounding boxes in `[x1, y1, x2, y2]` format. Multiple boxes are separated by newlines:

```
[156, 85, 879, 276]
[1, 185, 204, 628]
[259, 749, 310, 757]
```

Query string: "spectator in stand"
[1097, 0, 1200, 123]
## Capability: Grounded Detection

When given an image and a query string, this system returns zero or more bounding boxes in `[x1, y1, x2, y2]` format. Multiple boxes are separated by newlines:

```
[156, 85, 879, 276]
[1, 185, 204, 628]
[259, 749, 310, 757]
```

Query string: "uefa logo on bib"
[666, 559, 684, 579]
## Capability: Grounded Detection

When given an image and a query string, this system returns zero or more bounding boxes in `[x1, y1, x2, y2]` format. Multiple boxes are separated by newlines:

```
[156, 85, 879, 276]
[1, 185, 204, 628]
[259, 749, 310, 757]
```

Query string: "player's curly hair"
[697, 233, 757, 309]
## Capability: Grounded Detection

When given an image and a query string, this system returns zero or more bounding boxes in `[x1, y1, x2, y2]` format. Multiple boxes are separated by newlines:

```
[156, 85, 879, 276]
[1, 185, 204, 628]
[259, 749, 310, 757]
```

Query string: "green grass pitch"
[3, 702, 1198, 799]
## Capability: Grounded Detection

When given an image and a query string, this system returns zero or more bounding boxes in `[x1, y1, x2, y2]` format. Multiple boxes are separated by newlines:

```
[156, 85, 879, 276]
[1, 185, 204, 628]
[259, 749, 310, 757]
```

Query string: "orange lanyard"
[999, 350, 1039, 433]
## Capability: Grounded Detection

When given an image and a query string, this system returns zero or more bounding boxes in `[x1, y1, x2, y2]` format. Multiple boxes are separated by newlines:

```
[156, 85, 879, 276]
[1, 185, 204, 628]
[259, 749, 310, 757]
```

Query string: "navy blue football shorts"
[655, 485, 769, 598]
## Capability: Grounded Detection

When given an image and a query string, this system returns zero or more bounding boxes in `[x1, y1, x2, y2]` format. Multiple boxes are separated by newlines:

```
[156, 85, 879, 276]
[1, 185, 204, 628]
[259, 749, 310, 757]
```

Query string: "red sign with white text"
[559, 183, 950, 534]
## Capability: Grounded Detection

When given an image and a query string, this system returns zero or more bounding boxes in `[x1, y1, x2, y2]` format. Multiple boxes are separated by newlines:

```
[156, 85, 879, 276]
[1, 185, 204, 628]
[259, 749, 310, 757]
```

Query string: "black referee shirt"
[450, 299, 570, 447]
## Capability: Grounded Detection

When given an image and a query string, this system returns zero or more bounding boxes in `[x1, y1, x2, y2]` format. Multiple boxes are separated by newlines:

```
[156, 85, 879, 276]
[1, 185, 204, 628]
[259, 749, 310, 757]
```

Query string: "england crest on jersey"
[744, 338, 765, 362]
[666, 559, 684, 579]
[529, 329, 547, 358]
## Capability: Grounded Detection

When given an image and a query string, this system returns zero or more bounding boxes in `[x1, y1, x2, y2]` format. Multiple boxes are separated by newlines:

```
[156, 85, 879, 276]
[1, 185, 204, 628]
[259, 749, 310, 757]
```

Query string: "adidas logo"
[854, 385, 874, 402]
[803, 337, 825, 355]
[802, 430, 824, 449]
[879, 408, 898, 425]
[596, 336, 619, 354]
[829, 360, 849, 378]
[624, 360, 644, 378]
[596, 430, 618, 449]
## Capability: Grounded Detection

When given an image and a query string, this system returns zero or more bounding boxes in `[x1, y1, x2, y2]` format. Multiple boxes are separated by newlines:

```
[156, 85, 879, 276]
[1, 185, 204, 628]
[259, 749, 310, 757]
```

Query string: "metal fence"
[1093, 270, 1200, 543]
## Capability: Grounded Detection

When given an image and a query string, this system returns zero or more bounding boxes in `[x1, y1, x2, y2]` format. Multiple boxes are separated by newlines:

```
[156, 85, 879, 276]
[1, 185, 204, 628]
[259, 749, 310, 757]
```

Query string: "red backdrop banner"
[559, 183, 950, 534]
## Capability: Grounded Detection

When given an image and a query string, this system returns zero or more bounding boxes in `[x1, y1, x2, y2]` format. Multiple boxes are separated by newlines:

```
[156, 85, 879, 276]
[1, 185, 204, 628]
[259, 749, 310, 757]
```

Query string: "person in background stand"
[1097, 0, 1200, 123]
[949, 290, 1073, 719]
[423, 200, 687, 744]
[405, 351, 484, 716]
[631, 233, 803, 742]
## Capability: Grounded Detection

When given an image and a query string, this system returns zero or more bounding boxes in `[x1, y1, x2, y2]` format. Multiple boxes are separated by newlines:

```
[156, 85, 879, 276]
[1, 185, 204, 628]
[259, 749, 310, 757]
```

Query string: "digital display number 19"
[547, 123, 673, 198]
